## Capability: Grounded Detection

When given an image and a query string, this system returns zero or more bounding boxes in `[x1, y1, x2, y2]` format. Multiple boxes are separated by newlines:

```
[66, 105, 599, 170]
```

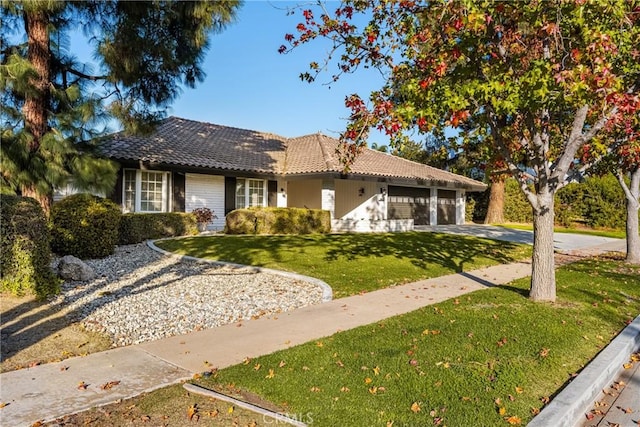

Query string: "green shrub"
[225, 207, 331, 235]
[503, 179, 533, 223]
[51, 194, 121, 259]
[1, 196, 59, 298]
[118, 213, 198, 244]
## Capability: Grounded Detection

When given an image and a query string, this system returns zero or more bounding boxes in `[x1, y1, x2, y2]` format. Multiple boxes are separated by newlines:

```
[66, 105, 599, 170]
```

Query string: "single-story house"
[93, 116, 486, 232]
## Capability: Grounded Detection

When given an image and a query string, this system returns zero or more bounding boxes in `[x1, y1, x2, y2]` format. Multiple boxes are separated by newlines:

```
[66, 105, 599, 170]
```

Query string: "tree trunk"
[529, 193, 556, 302]
[625, 168, 640, 264]
[22, 8, 53, 214]
[484, 179, 505, 224]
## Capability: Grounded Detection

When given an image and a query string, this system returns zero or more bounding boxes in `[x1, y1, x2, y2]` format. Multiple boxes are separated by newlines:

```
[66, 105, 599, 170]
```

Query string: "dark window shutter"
[172, 172, 186, 212]
[109, 168, 123, 205]
[225, 177, 236, 215]
[268, 180, 277, 207]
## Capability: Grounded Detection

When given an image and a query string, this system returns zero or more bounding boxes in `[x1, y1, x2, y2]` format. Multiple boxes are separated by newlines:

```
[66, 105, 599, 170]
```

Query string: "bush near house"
[51, 194, 121, 259]
[118, 212, 198, 244]
[225, 207, 331, 235]
[0, 196, 59, 298]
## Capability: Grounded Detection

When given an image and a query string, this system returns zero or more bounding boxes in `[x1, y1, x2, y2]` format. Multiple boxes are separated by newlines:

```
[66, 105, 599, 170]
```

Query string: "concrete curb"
[146, 239, 333, 302]
[528, 314, 640, 427]
[183, 383, 308, 426]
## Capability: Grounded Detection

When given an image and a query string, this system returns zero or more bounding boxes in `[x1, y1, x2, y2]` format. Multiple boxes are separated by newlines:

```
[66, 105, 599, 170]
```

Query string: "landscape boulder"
[57, 255, 96, 281]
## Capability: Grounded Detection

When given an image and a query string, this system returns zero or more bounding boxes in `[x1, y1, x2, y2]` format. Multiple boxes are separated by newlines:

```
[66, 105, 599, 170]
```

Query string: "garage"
[437, 189, 457, 225]
[387, 186, 431, 225]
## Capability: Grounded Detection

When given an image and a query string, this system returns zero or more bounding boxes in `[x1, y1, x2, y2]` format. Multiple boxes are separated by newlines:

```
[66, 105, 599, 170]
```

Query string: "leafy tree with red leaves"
[282, 0, 640, 301]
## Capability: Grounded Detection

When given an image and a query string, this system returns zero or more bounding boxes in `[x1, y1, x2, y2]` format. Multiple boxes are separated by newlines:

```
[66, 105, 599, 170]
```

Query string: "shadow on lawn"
[165, 232, 525, 274]
[322, 232, 523, 273]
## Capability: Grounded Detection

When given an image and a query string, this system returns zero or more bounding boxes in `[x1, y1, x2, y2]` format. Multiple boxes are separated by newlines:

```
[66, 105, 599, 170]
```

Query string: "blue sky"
[165, 1, 390, 144]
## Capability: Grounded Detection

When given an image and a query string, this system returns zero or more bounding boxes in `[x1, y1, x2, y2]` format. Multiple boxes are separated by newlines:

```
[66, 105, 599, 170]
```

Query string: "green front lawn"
[197, 257, 640, 426]
[155, 232, 532, 298]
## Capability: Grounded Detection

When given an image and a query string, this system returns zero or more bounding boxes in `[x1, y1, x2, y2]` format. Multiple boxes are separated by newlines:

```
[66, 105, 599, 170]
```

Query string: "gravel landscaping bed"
[50, 243, 324, 346]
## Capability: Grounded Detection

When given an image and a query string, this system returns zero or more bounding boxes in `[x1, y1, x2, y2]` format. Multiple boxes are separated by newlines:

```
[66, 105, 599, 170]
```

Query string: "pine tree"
[1, 0, 241, 213]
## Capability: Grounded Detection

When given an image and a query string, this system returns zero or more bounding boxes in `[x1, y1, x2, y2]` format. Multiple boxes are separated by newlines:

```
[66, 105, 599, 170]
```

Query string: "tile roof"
[100, 116, 486, 190]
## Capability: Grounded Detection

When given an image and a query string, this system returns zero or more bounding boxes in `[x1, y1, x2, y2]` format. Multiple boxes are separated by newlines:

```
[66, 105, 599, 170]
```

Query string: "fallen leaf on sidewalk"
[100, 381, 120, 390]
[77, 381, 88, 390]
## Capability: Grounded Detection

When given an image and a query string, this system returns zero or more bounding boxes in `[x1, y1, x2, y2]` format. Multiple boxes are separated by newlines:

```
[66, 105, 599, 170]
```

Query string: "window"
[122, 169, 170, 213]
[236, 178, 265, 208]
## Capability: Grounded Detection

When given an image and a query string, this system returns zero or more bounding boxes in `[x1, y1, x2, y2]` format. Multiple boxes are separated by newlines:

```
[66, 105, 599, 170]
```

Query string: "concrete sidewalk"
[0, 239, 633, 426]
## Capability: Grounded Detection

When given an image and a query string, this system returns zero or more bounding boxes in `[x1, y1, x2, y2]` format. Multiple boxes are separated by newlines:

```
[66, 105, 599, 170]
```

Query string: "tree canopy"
[282, 0, 640, 300]
[1, 0, 241, 211]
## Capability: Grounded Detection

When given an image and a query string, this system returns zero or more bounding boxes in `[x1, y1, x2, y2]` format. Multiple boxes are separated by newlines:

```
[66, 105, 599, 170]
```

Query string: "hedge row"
[226, 207, 331, 234]
[1, 196, 59, 298]
[118, 213, 198, 244]
[468, 174, 630, 229]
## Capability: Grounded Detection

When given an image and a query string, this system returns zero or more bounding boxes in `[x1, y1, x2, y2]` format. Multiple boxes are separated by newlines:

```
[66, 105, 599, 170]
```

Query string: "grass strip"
[155, 232, 532, 298]
[197, 256, 640, 426]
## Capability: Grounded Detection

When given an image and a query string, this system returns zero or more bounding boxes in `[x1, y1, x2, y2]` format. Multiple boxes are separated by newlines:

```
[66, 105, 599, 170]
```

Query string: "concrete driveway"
[415, 224, 622, 252]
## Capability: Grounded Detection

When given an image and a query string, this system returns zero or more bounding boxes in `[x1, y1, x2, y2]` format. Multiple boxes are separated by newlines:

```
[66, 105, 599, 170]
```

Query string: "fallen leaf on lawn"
[497, 337, 508, 347]
[539, 348, 549, 358]
[506, 415, 521, 425]
[515, 386, 523, 394]
[227, 406, 234, 414]
[77, 381, 88, 390]
[187, 403, 198, 421]
[278, 360, 286, 368]
[498, 407, 506, 416]
[454, 298, 460, 305]
[540, 396, 550, 404]
[302, 366, 310, 371]
[508, 395, 515, 401]
[336, 360, 345, 368]
[316, 341, 324, 347]
[140, 415, 151, 422]
[365, 377, 373, 384]
[253, 363, 261, 370]
[387, 421, 394, 427]
[369, 386, 378, 394]
[100, 381, 121, 390]
[495, 398, 502, 406]
[310, 386, 320, 392]
[373, 366, 381, 376]
[204, 409, 219, 417]
[411, 402, 421, 413]
[530, 407, 540, 416]
[265, 369, 275, 379]
[243, 357, 251, 365]
[340, 386, 350, 392]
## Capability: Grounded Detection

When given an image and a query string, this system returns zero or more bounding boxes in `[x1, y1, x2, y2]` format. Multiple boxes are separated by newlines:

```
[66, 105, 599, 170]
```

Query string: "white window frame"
[122, 169, 171, 213]
[235, 178, 266, 208]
